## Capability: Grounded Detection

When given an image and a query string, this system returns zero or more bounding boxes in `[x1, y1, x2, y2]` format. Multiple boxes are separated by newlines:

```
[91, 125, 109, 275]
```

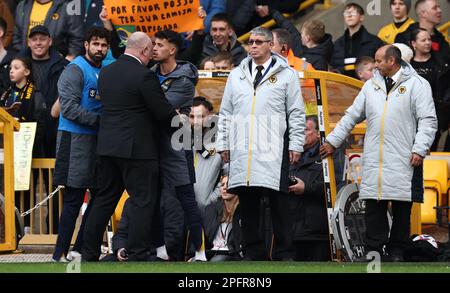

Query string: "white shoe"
[66, 251, 82, 261]
[52, 256, 69, 263]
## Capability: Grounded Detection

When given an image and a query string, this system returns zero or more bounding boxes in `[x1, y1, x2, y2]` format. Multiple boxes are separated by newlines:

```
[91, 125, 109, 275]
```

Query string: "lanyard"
[252, 58, 274, 89]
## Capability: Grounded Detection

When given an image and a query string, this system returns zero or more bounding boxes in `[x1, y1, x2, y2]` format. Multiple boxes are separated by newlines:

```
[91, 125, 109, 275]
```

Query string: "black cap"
[28, 25, 50, 38]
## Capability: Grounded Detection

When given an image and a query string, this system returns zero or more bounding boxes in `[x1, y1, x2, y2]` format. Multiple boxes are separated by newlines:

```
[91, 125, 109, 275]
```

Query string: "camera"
[288, 176, 298, 186]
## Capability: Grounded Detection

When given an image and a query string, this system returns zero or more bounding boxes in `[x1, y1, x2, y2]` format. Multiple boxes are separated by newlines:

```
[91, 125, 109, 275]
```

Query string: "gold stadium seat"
[422, 160, 448, 224]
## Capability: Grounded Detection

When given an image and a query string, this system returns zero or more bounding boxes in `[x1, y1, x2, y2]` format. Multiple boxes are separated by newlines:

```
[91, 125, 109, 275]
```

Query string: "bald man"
[321, 45, 437, 262]
[81, 32, 178, 261]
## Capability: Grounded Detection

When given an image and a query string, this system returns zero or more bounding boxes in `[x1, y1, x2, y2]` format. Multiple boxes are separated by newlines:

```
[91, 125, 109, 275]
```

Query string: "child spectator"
[300, 20, 334, 71]
[355, 56, 375, 82]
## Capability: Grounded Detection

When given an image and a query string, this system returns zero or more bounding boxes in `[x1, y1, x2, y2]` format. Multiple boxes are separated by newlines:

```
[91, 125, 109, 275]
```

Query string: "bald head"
[375, 45, 402, 77]
[124, 32, 153, 66]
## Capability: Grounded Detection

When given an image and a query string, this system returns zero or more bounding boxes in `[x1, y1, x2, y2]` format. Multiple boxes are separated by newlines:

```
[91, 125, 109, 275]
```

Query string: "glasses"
[343, 11, 360, 17]
[247, 39, 271, 46]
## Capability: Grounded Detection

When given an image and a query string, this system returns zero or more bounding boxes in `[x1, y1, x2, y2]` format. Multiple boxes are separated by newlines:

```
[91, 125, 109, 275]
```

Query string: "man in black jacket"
[288, 116, 330, 261]
[201, 13, 247, 67]
[0, 16, 14, 95]
[13, 0, 84, 59]
[395, 0, 449, 64]
[81, 32, 178, 262]
[330, 3, 384, 78]
[21, 25, 69, 158]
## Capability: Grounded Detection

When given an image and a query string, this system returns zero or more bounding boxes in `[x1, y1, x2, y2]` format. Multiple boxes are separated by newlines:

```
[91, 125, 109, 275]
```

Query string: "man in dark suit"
[81, 32, 178, 261]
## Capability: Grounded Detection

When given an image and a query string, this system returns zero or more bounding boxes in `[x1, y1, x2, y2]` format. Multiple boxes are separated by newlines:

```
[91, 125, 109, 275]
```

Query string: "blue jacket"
[201, 0, 226, 33]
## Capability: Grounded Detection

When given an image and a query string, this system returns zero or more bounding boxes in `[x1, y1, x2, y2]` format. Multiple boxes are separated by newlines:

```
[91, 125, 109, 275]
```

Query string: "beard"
[88, 50, 106, 64]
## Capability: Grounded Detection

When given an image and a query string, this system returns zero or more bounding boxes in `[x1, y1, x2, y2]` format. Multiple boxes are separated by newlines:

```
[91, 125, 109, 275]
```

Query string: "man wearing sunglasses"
[217, 27, 305, 261]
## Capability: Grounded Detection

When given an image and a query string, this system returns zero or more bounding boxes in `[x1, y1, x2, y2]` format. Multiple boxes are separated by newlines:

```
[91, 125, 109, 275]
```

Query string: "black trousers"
[53, 187, 94, 260]
[365, 199, 413, 254]
[81, 156, 160, 261]
[294, 240, 331, 261]
[237, 187, 296, 260]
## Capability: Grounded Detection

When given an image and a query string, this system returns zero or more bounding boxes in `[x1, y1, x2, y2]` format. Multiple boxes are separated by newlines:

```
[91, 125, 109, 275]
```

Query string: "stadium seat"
[422, 160, 448, 224]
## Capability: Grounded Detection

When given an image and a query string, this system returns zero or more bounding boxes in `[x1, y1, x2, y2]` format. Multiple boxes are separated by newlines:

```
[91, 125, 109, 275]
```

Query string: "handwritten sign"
[13, 122, 36, 191]
[104, 0, 204, 36]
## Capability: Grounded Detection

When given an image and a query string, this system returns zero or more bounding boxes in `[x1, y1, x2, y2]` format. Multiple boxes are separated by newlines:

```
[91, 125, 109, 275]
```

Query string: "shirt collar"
[390, 67, 402, 83]
[252, 57, 273, 76]
[124, 53, 143, 65]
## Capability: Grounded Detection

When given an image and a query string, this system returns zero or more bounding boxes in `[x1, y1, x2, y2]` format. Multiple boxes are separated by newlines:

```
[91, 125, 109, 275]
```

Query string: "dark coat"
[395, 22, 450, 64]
[151, 61, 197, 187]
[301, 34, 334, 71]
[204, 199, 242, 256]
[1, 83, 47, 158]
[97, 54, 177, 159]
[330, 26, 384, 76]
[19, 47, 69, 157]
[290, 143, 329, 241]
[13, 0, 84, 57]
[226, 0, 255, 37]
[0, 50, 15, 96]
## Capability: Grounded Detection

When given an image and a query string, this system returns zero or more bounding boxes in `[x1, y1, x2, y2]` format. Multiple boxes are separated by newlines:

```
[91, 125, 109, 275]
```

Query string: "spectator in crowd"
[52, 27, 110, 262]
[200, 0, 226, 33]
[217, 27, 305, 261]
[378, 0, 414, 44]
[190, 96, 222, 217]
[321, 45, 437, 262]
[0, 1, 14, 48]
[410, 28, 450, 151]
[21, 25, 69, 158]
[13, 0, 84, 59]
[395, 0, 449, 64]
[1, 56, 46, 228]
[355, 56, 375, 82]
[289, 115, 330, 262]
[0, 17, 15, 95]
[212, 51, 233, 70]
[300, 20, 334, 71]
[330, 2, 384, 78]
[204, 173, 242, 261]
[151, 29, 207, 262]
[81, 32, 178, 261]
[225, 0, 255, 37]
[201, 13, 247, 67]
[199, 56, 215, 70]
[272, 28, 314, 71]
[269, 8, 301, 58]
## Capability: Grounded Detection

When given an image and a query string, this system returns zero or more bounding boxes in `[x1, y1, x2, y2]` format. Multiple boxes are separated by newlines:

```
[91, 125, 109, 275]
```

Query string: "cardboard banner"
[13, 122, 36, 191]
[104, 0, 204, 37]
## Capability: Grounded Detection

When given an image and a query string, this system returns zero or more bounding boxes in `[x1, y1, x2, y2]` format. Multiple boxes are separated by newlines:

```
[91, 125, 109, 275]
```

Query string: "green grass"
[0, 262, 450, 273]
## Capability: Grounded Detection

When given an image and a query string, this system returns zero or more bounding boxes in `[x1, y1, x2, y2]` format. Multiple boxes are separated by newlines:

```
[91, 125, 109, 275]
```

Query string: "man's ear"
[360, 15, 365, 23]
[0, 28, 4, 39]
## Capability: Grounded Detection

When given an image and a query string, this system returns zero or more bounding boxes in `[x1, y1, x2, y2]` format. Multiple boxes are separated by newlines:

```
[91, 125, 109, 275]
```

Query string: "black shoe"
[388, 249, 404, 262]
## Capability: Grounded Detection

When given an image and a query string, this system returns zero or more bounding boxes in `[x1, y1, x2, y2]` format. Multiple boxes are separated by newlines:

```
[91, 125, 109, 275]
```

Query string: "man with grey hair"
[81, 32, 178, 261]
[217, 26, 305, 260]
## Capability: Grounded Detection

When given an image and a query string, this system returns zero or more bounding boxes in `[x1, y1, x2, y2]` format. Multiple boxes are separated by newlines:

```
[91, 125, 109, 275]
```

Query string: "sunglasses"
[247, 39, 271, 46]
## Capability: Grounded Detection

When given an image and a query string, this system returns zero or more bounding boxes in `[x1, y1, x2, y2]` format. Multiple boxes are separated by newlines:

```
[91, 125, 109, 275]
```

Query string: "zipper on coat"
[246, 90, 257, 186]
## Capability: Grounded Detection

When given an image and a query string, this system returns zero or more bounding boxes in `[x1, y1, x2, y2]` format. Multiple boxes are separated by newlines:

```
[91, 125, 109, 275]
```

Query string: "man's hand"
[289, 151, 301, 165]
[220, 151, 230, 163]
[319, 142, 335, 158]
[410, 153, 424, 167]
[255, 5, 270, 17]
[99, 5, 113, 31]
[288, 177, 305, 195]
